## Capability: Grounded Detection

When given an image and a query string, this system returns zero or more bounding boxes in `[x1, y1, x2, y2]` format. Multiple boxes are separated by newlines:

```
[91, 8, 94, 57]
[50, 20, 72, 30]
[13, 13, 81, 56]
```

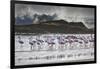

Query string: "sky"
[15, 4, 95, 29]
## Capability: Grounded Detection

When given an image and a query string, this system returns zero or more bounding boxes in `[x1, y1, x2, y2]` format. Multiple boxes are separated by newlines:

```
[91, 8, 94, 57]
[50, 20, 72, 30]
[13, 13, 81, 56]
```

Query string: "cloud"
[15, 4, 95, 29]
[32, 13, 58, 23]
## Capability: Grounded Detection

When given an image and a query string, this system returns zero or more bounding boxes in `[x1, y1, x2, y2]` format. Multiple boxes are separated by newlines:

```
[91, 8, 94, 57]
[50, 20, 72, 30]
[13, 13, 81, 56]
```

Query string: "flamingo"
[18, 36, 24, 48]
[49, 42, 55, 51]
[89, 34, 94, 48]
[89, 39, 94, 48]
[45, 38, 55, 51]
[82, 36, 89, 48]
[29, 40, 36, 51]
[36, 38, 44, 51]
[29, 36, 36, 51]
[58, 39, 66, 50]
[57, 36, 66, 50]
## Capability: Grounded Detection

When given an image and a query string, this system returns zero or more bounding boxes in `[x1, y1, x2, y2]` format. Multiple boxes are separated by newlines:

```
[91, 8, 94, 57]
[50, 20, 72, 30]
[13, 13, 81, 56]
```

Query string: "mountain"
[15, 20, 94, 34]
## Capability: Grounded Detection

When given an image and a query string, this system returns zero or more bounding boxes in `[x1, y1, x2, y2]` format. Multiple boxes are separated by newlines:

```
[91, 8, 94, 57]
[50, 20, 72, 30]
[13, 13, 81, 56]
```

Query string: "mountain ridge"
[15, 20, 94, 34]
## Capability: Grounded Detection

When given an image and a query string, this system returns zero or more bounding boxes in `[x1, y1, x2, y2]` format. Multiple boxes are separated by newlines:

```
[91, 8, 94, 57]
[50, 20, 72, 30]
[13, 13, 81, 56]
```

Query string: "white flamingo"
[36, 37, 44, 51]
[45, 38, 55, 51]
[29, 37, 36, 51]
[18, 36, 24, 48]
[57, 37, 66, 50]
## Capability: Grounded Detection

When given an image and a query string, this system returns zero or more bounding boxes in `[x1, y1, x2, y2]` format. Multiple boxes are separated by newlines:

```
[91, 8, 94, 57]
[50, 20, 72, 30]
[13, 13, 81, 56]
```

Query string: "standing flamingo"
[36, 38, 44, 51]
[58, 39, 66, 50]
[29, 36, 36, 51]
[29, 40, 36, 51]
[65, 36, 75, 49]
[18, 36, 24, 48]
[89, 39, 94, 48]
[45, 38, 55, 51]
[82, 36, 88, 48]
[90, 34, 94, 48]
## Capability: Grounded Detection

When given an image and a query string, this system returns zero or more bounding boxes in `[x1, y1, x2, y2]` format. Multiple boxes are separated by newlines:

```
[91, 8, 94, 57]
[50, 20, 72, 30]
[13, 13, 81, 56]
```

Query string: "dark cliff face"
[15, 20, 94, 34]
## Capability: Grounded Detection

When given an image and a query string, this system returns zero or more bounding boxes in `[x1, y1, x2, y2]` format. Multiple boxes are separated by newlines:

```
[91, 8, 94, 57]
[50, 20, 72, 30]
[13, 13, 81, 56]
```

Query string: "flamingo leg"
[31, 45, 32, 51]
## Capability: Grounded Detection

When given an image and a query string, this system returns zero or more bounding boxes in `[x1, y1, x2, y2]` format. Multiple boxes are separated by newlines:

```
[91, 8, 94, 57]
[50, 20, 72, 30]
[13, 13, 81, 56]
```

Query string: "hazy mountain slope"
[15, 20, 94, 34]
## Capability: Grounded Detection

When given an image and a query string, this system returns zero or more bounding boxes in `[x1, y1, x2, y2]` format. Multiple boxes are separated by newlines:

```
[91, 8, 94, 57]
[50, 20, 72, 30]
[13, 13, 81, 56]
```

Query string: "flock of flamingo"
[16, 34, 94, 51]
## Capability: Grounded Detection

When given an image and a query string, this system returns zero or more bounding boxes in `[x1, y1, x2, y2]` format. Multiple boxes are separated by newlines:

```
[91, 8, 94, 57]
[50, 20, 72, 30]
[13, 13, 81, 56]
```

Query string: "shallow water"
[15, 34, 94, 65]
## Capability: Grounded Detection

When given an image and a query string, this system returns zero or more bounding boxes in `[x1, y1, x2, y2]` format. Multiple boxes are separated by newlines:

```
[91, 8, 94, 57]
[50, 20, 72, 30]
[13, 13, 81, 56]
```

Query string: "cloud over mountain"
[15, 4, 95, 29]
